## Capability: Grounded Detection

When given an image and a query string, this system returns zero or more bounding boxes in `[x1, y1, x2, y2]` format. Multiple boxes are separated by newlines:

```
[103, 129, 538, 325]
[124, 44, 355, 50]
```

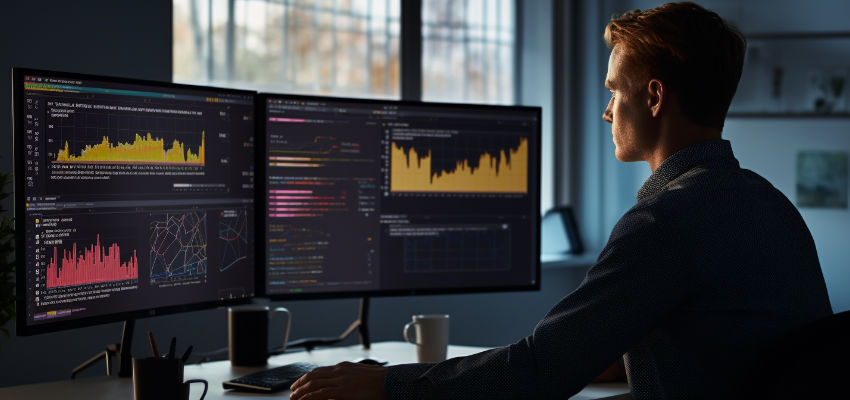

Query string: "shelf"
[727, 112, 850, 119]
[729, 32, 850, 117]
[745, 31, 850, 40]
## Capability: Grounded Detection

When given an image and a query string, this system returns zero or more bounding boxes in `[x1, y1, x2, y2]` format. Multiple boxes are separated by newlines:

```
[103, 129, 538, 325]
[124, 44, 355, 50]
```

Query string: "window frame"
[404, 0, 521, 103]
[174, 0, 520, 104]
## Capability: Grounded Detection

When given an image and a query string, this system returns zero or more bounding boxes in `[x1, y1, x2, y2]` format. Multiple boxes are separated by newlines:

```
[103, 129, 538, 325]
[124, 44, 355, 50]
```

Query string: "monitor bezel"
[256, 92, 542, 301]
[12, 67, 256, 336]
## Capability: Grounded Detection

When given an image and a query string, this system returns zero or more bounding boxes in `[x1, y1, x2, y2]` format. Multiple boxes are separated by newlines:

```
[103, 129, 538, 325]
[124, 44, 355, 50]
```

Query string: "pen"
[168, 337, 177, 359]
[148, 331, 161, 358]
[181, 345, 194, 363]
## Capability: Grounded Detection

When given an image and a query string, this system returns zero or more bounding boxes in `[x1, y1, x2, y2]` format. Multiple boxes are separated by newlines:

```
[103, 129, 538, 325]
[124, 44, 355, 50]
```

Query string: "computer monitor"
[258, 95, 540, 299]
[12, 68, 257, 337]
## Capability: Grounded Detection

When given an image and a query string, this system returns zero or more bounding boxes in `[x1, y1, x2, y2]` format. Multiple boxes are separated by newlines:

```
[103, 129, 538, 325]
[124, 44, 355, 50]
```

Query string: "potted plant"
[0, 170, 15, 352]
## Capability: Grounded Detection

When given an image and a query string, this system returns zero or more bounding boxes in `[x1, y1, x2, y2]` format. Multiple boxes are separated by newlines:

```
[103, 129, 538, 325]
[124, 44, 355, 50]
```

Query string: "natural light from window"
[422, 0, 515, 104]
[173, 0, 401, 98]
[174, 0, 515, 105]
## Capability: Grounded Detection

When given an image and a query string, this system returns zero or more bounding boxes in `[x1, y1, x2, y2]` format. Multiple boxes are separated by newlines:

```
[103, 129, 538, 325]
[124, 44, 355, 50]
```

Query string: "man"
[290, 2, 833, 399]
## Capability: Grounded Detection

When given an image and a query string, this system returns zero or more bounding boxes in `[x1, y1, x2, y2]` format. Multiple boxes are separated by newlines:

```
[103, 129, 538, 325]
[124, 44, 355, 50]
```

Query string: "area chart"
[390, 137, 528, 193]
[55, 131, 206, 165]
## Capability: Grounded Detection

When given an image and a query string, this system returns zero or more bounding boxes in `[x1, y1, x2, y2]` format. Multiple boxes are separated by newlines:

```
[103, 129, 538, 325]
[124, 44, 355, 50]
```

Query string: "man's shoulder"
[630, 165, 767, 225]
[612, 197, 668, 240]
[633, 164, 799, 239]
[652, 163, 778, 205]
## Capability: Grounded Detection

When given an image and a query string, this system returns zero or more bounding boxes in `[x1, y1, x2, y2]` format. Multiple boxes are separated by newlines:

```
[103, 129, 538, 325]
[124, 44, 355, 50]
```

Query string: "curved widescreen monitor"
[13, 68, 256, 335]
[258, 94, 541, 299]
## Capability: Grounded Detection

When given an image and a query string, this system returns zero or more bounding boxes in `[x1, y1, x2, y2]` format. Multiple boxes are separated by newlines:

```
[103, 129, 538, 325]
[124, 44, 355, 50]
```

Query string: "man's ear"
[647, 79, 664, 118]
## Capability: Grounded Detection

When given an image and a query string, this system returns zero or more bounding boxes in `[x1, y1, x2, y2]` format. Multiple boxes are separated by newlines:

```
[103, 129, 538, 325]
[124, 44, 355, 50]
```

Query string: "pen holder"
[132, 357, 208, 400]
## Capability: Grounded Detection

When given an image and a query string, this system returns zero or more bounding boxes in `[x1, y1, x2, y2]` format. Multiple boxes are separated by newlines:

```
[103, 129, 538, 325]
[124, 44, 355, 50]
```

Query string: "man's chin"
[614, 149, 639, 163]
[614, 147, 626, 161]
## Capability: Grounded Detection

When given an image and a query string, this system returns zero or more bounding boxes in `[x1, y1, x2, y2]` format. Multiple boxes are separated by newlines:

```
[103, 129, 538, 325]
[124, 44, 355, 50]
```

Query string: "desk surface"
[0, 341, 629, 399]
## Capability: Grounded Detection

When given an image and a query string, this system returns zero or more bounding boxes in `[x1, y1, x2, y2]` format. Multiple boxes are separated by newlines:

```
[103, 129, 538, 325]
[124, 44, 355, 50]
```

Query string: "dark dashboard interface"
[16, 70, 256, 332]
[262, 96, 540, 296]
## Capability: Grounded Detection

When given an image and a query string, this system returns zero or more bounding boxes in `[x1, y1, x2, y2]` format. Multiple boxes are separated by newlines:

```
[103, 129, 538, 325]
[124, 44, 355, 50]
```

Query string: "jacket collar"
[637, 139, 738, 201]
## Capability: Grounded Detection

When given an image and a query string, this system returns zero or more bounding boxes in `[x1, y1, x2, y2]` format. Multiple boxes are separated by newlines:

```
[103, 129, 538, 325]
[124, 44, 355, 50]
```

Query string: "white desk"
[0, 341, 629, 399]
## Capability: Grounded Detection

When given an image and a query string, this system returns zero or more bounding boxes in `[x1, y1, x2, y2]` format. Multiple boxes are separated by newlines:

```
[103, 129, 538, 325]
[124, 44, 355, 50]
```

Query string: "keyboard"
[222, 362, 318, 392]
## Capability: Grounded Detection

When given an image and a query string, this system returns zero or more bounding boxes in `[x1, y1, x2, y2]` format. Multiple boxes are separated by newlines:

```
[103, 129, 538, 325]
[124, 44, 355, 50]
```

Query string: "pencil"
[181, 345, 194, 363]
[148, 331, 161, 358]
[168, 337, 176, 359]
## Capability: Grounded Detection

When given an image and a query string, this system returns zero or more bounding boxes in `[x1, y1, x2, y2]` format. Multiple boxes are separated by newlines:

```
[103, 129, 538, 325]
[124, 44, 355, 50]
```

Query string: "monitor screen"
[13, 69, 256, 335]
[259, 95, 540, 298]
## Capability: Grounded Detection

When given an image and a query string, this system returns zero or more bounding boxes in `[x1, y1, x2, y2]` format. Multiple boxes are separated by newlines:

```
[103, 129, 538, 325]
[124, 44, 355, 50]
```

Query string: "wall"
[0, 1, 591, 387]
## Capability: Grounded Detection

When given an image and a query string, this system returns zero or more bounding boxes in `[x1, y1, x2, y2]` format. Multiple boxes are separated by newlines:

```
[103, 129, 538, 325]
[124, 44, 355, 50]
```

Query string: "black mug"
[132, 357, 207, 400]
[228, 305, 291, 366]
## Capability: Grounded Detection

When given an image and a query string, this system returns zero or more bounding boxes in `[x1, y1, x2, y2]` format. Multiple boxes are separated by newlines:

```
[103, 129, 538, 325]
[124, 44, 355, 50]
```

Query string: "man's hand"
[289, 361, 388, 400]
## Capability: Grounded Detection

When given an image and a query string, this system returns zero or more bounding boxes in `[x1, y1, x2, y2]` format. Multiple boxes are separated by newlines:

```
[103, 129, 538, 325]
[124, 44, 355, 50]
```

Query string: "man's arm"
[294, 201, 692, 399]
[383, 202, 692, 399]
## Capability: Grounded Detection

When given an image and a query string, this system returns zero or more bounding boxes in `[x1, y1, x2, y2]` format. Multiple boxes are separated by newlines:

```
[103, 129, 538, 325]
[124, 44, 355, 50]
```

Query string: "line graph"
[401, 225, 511, 273]
[149, 211, 208, 284]
[219, 209, 249, 272]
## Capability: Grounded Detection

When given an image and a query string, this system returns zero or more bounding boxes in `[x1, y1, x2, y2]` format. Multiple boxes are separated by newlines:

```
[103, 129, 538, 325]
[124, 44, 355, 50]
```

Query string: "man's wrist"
[384, 363, 435, 400]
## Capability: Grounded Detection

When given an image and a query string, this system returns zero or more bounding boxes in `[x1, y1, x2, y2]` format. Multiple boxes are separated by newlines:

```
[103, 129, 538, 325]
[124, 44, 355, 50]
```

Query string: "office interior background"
[1, 0, 848, 387]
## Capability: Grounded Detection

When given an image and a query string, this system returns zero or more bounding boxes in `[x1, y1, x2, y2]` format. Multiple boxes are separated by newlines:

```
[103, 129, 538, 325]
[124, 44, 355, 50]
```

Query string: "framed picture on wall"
[796, 151, 848, 208]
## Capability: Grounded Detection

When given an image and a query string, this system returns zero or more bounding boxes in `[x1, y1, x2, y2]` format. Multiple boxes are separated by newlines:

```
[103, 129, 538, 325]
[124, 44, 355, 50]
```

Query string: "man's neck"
[647, 117, 722, 171]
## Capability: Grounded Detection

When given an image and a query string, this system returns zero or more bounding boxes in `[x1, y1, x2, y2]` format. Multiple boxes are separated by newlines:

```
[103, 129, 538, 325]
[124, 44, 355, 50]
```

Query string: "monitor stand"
[284, 297, 371, 352]
[70, 319, 135, 379]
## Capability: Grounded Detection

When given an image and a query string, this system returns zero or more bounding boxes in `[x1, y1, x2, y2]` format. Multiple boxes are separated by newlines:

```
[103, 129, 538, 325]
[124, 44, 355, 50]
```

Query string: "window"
[173, 0, 515, 104]
[173, 0, 400, 98]
[422, 0, 515, 104]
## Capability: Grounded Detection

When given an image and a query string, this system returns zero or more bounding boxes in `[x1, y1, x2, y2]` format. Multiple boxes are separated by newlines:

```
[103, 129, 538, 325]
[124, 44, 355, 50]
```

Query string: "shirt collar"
[637, 139, 738, 201]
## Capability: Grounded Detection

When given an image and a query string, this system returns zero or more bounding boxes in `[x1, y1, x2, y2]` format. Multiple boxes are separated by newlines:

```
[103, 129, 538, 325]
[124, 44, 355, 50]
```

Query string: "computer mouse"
[354, 357, 388, 366]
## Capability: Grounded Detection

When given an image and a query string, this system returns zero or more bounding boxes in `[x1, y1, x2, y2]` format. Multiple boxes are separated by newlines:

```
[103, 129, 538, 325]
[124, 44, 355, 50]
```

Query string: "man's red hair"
[604, 2, 746, 130]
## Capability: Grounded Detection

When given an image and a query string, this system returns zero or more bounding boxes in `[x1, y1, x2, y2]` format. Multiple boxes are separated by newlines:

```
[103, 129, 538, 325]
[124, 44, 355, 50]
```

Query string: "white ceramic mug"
[403, 314, 450, 363]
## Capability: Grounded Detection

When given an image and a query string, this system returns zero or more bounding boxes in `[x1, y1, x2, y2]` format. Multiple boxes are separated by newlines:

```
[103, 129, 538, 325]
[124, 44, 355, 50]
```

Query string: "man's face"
[602, 46, 656, 162]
